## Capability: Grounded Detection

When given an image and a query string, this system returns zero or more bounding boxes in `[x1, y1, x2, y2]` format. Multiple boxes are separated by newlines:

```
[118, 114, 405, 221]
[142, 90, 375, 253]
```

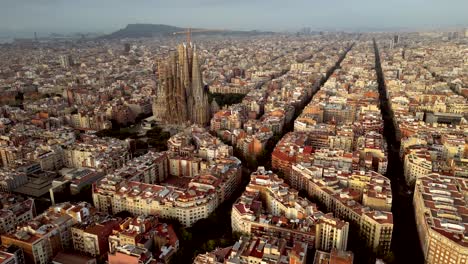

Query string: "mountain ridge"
[103, 23, 274, 39]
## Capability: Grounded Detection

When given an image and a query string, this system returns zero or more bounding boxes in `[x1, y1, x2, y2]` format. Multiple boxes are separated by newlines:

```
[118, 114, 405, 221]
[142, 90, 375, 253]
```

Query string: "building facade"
[153, 43, 210, 126]
[413, 173, 468, 264]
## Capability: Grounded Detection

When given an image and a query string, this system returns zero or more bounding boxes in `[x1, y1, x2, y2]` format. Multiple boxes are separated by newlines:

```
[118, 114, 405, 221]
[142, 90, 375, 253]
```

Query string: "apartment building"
[0, 194, 35, 234]
[1, 202, 92, 264]
[403, 149, 433, 185]
[413, 173, 468, 264]
[194, 235, 308, 264]
[290, 163, 393, 255]
[232, 167, 349, 251]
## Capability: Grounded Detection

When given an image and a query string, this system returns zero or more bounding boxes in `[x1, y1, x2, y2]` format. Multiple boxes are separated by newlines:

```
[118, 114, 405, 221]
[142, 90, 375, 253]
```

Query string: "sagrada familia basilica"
[152, 42, 210, 126]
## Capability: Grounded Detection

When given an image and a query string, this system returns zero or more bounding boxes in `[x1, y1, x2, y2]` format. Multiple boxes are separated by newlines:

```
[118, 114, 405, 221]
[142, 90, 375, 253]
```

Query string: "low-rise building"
[194, 235, 308, 264]
[0, 168, 28, 192]
[0, 245, 25, 264]
[313, 249, 354, 264]
[0, 193, 35, 234]
[52, 252, 97, 264]
[72, 218, 120, 258]
[63, 135, 130, 172]
[108, 215, 179, 263]
[108, 245, 156, 264]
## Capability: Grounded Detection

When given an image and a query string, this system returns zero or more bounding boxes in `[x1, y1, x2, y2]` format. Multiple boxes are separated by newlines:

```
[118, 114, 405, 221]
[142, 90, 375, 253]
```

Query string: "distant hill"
[104, 24, 183, 39]
[103, 24, 274, 39]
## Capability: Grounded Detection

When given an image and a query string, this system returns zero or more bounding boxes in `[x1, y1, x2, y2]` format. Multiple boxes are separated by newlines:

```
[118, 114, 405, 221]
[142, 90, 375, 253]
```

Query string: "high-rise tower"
[153, 42, 210, 126]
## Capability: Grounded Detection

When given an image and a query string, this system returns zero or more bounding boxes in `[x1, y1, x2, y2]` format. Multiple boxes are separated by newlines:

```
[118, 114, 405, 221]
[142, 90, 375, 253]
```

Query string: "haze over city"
[1, 0, 468, 35]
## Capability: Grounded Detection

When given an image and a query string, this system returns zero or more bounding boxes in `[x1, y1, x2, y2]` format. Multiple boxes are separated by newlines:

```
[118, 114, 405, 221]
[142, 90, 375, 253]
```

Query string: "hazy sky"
[1, 0, 467, 34]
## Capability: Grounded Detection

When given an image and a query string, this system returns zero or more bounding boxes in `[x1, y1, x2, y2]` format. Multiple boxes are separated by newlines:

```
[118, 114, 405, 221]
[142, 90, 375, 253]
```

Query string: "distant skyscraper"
[153, 42, 210, 126]
[300, 27, 311, 35]
[447, 31, 458, 40]
[393, 35, 400, 45]
[59, 55, 73, 68]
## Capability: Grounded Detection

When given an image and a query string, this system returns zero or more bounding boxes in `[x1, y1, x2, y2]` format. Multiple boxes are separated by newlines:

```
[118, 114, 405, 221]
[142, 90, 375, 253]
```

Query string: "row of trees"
[95, 122, 170, 152]
[145, 126, 170, 151]
[208, 92, 246, 107]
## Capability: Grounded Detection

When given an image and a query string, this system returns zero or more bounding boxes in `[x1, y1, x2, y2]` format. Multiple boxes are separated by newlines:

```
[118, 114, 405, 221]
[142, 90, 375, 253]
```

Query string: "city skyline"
[0, 1, 467, 263]
[1, 0, 468, 35]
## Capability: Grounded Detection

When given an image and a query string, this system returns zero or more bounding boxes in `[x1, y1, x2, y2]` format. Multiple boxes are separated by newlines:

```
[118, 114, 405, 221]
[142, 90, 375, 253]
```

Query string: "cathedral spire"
[152, 41, 210, 126]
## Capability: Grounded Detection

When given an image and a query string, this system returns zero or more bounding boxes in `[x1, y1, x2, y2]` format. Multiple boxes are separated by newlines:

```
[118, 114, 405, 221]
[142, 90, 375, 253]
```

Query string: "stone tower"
[153, 42, 210, 126]
[211, 99, 220, 114]
[190, 47, 210, 125]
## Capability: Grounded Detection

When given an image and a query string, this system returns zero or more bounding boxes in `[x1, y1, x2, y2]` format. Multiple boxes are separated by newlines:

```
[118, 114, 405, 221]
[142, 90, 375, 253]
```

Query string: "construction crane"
[172, 27, 227, 43]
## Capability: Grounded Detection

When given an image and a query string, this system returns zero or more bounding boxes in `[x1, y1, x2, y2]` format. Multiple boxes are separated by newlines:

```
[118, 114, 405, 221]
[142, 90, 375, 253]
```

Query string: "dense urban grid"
[0, 28, 466, 264]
